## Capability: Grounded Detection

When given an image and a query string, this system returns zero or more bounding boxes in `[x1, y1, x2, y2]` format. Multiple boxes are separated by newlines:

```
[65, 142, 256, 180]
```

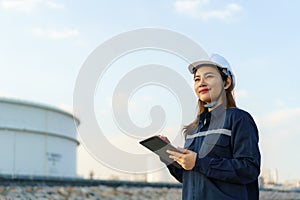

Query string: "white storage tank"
[0, 97, 79, 178]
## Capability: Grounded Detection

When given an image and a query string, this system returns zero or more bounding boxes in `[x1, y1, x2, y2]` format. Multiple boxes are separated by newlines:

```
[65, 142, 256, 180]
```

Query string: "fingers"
[158, 135, 170, 143]
[167, 148, 197, 170]
[168, 153, 182, 163]
[177, 146, 187, 153]
[167, 149, 185, 164]
[167, 149, 183, 157]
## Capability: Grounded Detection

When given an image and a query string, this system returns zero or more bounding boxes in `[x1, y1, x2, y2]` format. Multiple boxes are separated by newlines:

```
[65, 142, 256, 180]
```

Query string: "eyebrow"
[194, 71, 215, 78]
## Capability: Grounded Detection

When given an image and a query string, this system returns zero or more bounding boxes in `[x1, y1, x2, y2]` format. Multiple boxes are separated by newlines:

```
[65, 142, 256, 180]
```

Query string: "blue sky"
[1, 0, 300, 182]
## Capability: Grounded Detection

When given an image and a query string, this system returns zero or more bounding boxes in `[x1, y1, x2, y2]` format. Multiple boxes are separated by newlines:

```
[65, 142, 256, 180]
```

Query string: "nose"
[194, 76, 206, 90]
[198, 76, 207, 87]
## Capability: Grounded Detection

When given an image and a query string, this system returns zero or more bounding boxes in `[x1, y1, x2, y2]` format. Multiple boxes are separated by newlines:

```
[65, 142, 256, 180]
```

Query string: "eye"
[194, 77, 200, 82]
[205, 75, 213, 79]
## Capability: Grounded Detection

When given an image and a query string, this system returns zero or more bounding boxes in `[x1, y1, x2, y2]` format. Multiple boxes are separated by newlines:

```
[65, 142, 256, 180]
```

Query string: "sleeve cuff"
[193, 156, 212, 175]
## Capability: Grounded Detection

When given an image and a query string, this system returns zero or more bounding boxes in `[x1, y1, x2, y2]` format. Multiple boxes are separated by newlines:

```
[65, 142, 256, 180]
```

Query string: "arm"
[161, 157, 184, 183]
[158, 135, 184, 183]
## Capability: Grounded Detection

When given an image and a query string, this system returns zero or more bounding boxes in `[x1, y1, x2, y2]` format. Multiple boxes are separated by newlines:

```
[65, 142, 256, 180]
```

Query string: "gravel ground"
[0, 185, 300, 200]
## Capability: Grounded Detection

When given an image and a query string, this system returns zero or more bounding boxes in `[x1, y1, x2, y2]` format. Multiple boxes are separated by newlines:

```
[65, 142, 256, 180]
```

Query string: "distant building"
[260, 168, 278, 185]
[0, 97, 79, 178]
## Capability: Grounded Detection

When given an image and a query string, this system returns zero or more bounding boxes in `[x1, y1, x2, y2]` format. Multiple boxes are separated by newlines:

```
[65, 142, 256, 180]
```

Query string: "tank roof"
[0, 97, 80, 125]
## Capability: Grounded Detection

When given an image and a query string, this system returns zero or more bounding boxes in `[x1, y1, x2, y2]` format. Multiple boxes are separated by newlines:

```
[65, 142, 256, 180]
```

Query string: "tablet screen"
[139, 136, 182, 169]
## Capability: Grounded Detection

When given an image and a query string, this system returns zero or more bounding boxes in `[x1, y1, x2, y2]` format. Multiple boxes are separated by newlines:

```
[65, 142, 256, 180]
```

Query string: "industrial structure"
[0, 97, 79, 178]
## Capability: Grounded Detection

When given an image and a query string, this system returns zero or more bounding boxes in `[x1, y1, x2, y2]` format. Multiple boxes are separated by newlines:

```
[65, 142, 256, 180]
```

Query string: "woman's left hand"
[167, 147, 197, 170]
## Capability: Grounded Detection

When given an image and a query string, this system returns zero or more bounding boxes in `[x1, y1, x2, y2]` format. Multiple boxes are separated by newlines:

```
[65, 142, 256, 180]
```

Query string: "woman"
[159, 53, 261, 200]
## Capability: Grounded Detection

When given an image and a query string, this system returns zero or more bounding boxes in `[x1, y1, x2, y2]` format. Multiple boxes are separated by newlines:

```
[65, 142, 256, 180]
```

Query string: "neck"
[206, 89, 226, 112]
[208, 102, 221, 112]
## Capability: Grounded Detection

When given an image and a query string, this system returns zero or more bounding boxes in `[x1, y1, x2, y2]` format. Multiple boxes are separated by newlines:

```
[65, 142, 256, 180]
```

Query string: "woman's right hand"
[158, 135, 170, 143]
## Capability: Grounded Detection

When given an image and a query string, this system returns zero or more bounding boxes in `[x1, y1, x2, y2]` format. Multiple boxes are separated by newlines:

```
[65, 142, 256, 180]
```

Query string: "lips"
[199, 88, 209, 94]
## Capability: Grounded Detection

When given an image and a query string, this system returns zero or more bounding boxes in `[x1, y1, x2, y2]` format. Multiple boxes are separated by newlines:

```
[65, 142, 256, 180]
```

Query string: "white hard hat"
[188, 53, 235, 87]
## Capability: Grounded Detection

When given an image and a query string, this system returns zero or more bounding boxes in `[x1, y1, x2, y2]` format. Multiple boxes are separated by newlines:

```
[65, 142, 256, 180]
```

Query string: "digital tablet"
[139, 135, 182, 169]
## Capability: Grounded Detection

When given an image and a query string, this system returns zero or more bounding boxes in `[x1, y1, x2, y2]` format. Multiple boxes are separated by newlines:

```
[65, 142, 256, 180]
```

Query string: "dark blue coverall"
[165, 106, 261, 200]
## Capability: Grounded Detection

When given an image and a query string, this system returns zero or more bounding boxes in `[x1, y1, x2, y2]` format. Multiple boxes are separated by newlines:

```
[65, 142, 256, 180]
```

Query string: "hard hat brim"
[188, 60, 222, 74]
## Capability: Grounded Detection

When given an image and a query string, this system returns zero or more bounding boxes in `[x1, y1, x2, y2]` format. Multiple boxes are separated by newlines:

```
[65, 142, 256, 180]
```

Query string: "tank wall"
[0, 102, 77, 140]
[46, 135, 77, 177]
[0, 130, 14, 175]
[0, 99, 78, 178]
[14, 131, 46, 176]
[0, 130, 77, 177]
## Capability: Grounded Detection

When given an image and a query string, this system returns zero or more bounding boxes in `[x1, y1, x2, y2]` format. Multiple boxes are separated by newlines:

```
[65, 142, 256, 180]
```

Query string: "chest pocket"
[200, 134, 232, 158]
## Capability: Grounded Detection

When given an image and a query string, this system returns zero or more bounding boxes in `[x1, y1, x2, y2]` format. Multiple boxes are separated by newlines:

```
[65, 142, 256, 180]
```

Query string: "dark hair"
[182, 67, 236, 136]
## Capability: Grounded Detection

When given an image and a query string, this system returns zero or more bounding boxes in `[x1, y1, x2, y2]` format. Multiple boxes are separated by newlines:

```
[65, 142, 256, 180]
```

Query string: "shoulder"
[226, 108, 259, 141]
[226, 107, 258, 129]
[227, 107, 254, 120]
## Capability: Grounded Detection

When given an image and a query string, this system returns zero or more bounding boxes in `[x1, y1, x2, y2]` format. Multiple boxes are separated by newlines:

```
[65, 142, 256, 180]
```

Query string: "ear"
[224, 78, 232, 90]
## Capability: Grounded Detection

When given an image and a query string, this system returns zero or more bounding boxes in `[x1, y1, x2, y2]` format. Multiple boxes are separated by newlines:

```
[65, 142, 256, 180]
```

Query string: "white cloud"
[235, 88, 249, 98]
[258, 108, 300, 129]
[1, 0, 37, 12]
[174, 0, 208, 14]
[274, 99, 286, 107]
[1, 0, 64, 12]
[256, 108, 300, 181]
[45, 0, 64, 9]
[0, 92, 15, 98]
[32, 27, 79, 39]
[174, 0, 242, 21]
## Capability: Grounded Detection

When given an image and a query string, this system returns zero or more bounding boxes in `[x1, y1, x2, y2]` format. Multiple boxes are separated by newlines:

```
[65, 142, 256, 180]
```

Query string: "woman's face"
[194, 66, 224, 105]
